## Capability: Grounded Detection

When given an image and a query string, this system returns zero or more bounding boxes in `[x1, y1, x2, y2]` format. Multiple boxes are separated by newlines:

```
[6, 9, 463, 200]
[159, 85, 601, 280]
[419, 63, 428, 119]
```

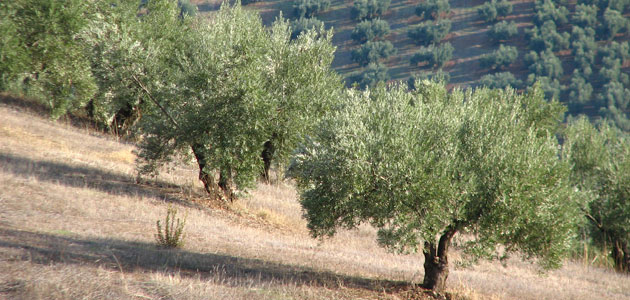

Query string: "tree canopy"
[288, 81, 577, 292]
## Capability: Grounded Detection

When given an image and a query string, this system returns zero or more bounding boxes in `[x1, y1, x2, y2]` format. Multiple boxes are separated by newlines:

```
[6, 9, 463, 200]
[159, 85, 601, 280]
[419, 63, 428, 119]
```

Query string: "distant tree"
[477, 0, 512, 23]
[478, 1, 498, 22]
[352, 0, 391, 20]
[525, 50, 564, 79]
[568, 71, 593, 112]
[571, 26, 597, 74]
[407, 69, 450, 89]
[351, 19, 390, 43]
[572, 4, 598, 28]
[527, 20, 570, 51]
[479, 71, 522, 89]
[289, 82, 576, 293]
[488, 21, 518, 42]
[564, 117, 630, 272]
[359, 62, 389, 88]
[178, 0, 197, 17]
[290, 17, 324, 39]
[294, 0, 331, 18]
[0, 0, 97, 119]
[408, 20, 451, 45]
[527, 75, 564, 100]
[599, 8, 628, 40]
[599, 81, 630, 131]
[534, 0, 569, 25]
[410, 43, 453, 68]
[352, 41, 396, 66]
[480, 44, 518, 69]
[599, 56, 629, 85]
[415, 0, 450, 20]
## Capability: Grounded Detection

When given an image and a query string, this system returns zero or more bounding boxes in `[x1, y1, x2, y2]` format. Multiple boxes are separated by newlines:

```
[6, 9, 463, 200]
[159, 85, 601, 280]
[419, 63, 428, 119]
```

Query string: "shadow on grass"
[0, 152, 205, 210]
[0, 227, 411, 293]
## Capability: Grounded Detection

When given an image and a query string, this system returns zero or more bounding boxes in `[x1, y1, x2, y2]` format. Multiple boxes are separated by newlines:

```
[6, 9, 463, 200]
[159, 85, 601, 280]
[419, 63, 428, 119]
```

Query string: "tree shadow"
[0, 227, 411, 292]
[0, 152, 205, 210]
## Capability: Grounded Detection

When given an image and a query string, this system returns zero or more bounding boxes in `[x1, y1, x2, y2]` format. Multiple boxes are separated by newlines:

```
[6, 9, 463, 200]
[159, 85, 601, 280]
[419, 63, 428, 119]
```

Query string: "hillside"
[193, 0, 630, 129]
[2, 98, 630, 299]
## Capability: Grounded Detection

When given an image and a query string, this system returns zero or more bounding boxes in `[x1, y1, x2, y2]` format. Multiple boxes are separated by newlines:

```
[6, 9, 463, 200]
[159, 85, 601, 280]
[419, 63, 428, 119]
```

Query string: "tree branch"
[131, 74, 180, 129]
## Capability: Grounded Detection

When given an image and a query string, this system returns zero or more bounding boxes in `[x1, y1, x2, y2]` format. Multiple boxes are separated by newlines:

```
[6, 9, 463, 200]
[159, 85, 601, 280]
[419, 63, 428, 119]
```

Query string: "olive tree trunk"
[260, 140, 275, 184]
[191, 144, 233, 201]
[422, 228, 457, 292]
[612, 237, 630, 273]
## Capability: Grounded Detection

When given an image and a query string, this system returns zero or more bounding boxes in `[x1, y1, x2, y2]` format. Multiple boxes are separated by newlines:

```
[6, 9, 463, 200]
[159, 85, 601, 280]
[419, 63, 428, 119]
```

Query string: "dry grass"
[1, 100, 630, 300]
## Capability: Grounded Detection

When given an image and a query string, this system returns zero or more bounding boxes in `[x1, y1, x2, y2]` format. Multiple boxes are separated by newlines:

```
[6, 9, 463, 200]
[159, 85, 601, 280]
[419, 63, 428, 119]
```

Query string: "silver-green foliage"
[289, 81, 576, 274]
[564, 117, 630, 272]
[85, 1, 340, 197]
[0, 0, 97, 119]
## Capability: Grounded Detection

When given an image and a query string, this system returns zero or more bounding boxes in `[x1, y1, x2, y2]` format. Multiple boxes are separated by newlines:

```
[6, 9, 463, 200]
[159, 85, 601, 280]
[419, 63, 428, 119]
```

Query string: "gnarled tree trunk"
[261, 139, 275, 184]
[191, 144, 234, 201]
[422, 228, 457, 292]
[612, 237, 629, 273]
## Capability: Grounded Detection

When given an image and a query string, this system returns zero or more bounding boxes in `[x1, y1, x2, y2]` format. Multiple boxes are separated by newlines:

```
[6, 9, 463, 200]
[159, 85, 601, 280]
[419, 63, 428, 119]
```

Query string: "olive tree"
[351, 19, 390, 43]
[85, 2, 341, 198]
[564, 117, 630, 272]
[0, 0, 97, 119]
[288, 82, 577, 292]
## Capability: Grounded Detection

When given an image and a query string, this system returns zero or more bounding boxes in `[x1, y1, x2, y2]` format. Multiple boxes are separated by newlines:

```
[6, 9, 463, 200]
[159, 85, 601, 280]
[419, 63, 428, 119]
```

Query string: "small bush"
[408, 69, 450, 89]
[155, 206, 187, 249]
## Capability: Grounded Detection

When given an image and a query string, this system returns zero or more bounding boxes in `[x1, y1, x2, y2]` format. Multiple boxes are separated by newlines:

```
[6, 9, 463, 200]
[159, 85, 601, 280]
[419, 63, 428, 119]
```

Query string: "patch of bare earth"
[1, 98, 629, 299]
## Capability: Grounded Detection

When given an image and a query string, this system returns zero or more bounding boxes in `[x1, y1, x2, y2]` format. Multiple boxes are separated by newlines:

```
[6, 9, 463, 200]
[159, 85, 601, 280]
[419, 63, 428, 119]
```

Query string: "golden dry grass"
[1, 100, 629, 300]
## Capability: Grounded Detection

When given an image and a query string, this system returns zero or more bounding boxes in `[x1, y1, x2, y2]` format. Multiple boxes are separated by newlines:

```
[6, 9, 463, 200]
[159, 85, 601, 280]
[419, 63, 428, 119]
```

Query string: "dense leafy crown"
[289, 82, 577, 269]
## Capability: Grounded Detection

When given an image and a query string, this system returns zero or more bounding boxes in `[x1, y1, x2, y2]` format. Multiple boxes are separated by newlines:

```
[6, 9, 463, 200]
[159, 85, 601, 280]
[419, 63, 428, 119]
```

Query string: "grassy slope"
[2, 99, 630, 299]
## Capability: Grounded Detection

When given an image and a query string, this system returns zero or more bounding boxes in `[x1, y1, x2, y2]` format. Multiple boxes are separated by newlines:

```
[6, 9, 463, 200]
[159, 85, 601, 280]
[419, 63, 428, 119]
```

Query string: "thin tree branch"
[131, 74, 179, 129]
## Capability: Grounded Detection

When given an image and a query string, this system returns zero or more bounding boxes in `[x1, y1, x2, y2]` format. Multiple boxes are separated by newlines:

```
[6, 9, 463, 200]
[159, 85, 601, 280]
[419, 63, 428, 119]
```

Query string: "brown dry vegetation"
[1, 97, 630, 299]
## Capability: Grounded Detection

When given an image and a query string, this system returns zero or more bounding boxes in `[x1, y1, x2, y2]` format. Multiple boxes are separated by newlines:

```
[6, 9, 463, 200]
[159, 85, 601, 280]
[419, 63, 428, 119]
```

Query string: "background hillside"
[193, 0, 630, 128]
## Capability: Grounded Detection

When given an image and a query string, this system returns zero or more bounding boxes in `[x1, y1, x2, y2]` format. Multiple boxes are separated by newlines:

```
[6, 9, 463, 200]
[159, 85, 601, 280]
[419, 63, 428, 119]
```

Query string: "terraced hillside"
[194, 0, 630, 130]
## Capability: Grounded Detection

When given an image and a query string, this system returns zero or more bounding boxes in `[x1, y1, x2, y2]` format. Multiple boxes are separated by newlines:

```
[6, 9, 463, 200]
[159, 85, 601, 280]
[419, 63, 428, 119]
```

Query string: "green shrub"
[408, 19, 451, 45]
[155, 206, 187, 249]
[351, 19, 390, 43]
[408, 69, 450, 89]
